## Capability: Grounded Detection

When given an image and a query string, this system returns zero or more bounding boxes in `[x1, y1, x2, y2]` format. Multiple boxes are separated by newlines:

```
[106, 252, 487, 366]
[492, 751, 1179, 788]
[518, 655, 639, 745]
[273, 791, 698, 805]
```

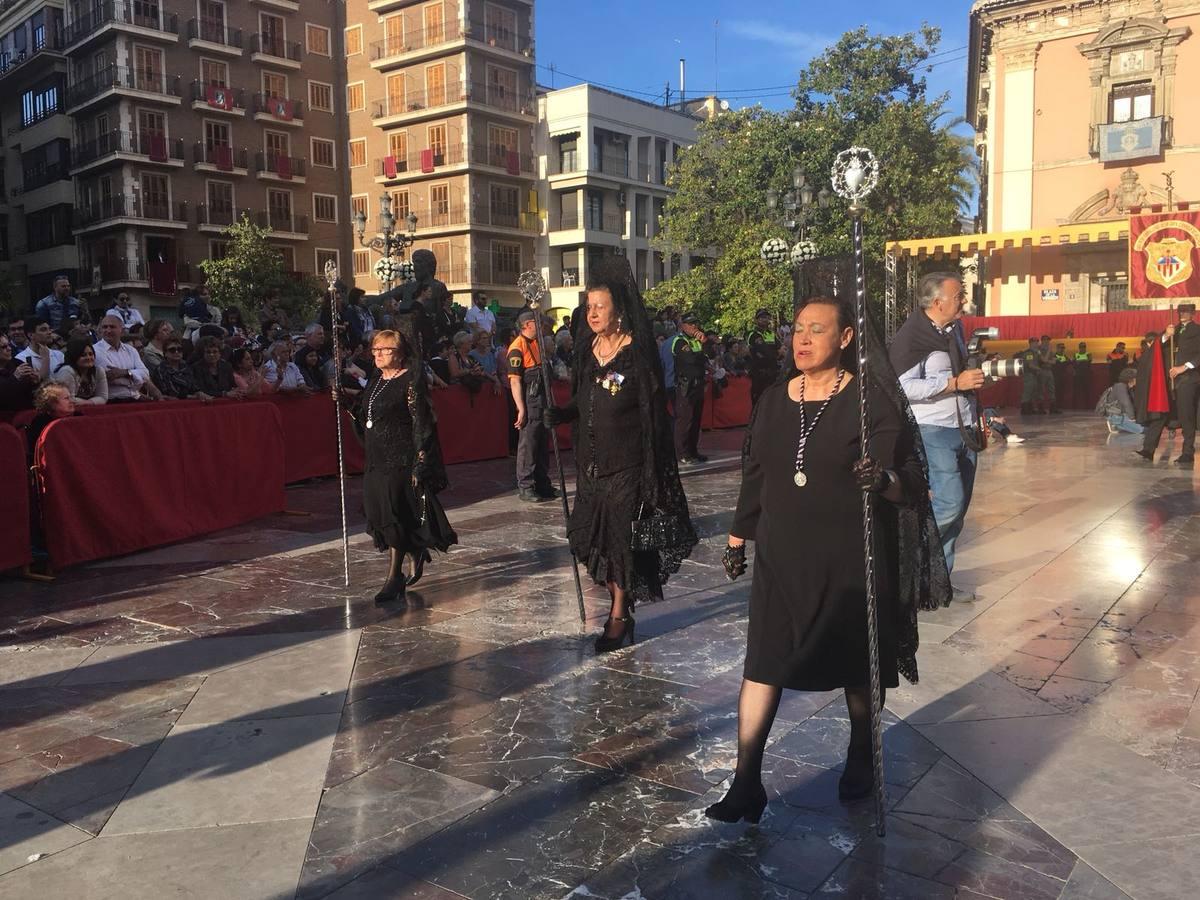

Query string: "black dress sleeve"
[408, 369, 448, 493]
[731, 386, 769, 539]
[866, 388, 919, 507]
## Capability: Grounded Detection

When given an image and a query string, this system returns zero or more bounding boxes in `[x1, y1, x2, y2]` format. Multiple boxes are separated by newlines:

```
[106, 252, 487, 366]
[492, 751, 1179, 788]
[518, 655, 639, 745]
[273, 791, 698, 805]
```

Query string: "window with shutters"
[262, 71, 287, 99]
[386, 74, 404, 114]
[351, 194, 368, 220]
[344, 24, 362, 56]
[200, 58, 228, 87]
[430, 183, 449, 226]
[308, 80, 332, 112]
[348, 139, 366, 167]
[427, 124, 446, 163]
[306, 24, 330, 56]
[388, 131, 408, 162]
[311, 138, 334, 167]
[267, 189, 292, 230]
[140, 172, 170, 219]
[391, 189, 410, 220]
[347, 82, 365, 112]
[313, 194, 337, 223]
[353, 249, 370, 276]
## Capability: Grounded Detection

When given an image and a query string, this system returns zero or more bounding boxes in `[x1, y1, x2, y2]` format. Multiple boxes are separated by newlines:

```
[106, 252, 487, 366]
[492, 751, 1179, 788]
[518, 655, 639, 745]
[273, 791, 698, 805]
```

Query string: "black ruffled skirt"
[362, 466, 457, 554]
[568, 466, 661, 604]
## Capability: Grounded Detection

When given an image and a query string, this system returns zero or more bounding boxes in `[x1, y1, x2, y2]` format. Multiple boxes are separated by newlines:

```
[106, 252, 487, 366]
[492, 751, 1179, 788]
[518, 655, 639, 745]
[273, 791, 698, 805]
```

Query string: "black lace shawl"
[566, 257, 698, 585]
[748, 304, 951, 684]
[350, 368, 449, 495]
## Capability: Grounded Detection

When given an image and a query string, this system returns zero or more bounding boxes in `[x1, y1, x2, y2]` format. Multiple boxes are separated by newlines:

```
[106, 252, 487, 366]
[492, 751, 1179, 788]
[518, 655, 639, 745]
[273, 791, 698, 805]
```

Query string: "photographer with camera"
[890, 272, 983, 603]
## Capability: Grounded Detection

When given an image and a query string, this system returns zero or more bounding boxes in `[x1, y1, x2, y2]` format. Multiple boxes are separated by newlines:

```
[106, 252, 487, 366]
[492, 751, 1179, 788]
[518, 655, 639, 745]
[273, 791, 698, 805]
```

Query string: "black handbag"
[631, 503, 690, 553]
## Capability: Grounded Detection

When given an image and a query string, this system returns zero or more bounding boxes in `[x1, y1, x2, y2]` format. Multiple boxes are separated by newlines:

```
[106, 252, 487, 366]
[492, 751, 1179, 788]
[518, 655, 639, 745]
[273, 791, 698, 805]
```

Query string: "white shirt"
[16, 345, 64, 373]
[93, 339, 149, 400]
[898, 321, 976, 430]
[107, 306, 146, 330]
[264, 359, 305, 390]
[465, 305, 496, 335]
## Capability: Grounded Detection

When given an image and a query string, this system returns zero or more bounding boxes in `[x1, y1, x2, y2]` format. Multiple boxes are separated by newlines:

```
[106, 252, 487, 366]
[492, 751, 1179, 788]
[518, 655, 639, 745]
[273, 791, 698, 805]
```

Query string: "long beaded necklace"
[793, 368, 844, 487]
[365, 371, 402, 429]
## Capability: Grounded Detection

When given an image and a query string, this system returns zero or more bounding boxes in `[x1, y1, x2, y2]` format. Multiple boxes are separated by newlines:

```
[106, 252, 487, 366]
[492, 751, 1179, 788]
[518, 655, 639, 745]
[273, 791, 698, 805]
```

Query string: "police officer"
[1038, 335, 1062, 413]
[747, 307, 779, 408]
[507, 310, 556, 502]
[1166, 303, 1200, 467]
[1017, 338, 1043, 415]
[1073, 342, 1092, 408]
[672, 313, 708, 464]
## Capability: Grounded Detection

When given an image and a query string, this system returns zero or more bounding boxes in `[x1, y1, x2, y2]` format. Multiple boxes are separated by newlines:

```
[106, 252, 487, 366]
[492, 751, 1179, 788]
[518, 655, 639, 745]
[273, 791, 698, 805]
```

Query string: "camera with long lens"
[966, 327, 1023, 379]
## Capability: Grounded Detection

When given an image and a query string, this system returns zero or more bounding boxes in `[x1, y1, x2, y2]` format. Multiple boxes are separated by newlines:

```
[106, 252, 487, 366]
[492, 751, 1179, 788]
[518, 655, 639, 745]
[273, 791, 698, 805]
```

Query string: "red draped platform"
[0, 424, 31, 572]
[962, 310, 1173, 340]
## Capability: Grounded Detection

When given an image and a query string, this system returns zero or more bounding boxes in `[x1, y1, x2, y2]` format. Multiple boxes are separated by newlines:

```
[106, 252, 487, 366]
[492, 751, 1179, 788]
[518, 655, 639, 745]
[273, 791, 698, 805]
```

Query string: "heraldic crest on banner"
[1129, 211, 1200, 304]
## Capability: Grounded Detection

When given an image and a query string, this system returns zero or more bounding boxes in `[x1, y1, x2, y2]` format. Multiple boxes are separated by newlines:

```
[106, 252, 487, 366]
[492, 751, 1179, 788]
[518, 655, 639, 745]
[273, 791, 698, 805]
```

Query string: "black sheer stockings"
[374, 548, 407, 604]
[704, 679, 779, 822]
[840, 685, 885, 800]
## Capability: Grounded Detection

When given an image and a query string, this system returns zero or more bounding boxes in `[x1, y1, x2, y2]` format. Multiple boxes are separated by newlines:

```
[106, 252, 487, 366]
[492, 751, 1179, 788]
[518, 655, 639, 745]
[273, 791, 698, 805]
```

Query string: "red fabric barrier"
[432, 384, 509, 465]
[711, 376, 752, 429]
[0, 424, 31, 572]
[270, 394, 364, 485]
[962, 310, 1173, 340]
[36, 402, 287, 569]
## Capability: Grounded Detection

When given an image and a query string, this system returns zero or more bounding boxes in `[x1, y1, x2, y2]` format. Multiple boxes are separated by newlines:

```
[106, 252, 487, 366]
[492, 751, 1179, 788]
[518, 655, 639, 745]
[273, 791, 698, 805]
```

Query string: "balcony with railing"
[371, 83, 467, 120]
[192, 142, 249, 173]
[70, 130, 185, 170]
[255, 152, 307, 182]
[410, 204, 467, 229]
[636, 161, 668, 185]
[465, 20, 534, 57]
[250, 92, 304, 123]
[84, 256, 193, 285]
[369, 21, 464, 67]
[0, 29, 65, 85]
[466, 81, 535, 117]
[252, 210, 309, 237]
[196, 204, 249, 230]
[373, 144, 467, 178]
[75, 195, 189, 230]
[473, 206, 540, 232]
[1093, 116, 1171, 162]
[189, 80, 246, 113]
[64, 1, 179, 50]
[186, 17, 242, 53]
[470, 144, 534, 175]
[249, 33, 302, 67]
[19, 160, 71, 194]
[66, 65, 182, 110]
[558, 211, 623, 235]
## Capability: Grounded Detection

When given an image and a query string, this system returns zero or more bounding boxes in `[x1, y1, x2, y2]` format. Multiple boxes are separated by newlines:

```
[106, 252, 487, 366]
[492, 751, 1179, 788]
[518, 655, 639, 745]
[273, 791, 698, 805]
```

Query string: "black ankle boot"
[705, 780, 768, 824]
[406, 549, 430, 587]
[374, 575, 406, 605]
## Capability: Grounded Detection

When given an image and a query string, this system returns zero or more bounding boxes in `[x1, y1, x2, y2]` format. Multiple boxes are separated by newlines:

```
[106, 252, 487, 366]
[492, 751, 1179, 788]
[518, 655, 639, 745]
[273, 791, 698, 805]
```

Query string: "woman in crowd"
[232, 348, 272, 396]
[348, 328, 456, 604]
[546, 257, 697, 652]
[448, 331, 498, 395]
[153, 337, 206, 399]
[0, 334, 39, 411]
[141, 319, 175, 371]
[263, 339, 308, 393]
[221, 306, 248, 341]
[469, 330, 497, 376]
[706, 297, 948, 823]
[26, 381, 75, 454]
[53, 339, 108, 405]
[428, 337, 453, 385]
[297, 346, 329, 391]
[190, 336, 241, 399]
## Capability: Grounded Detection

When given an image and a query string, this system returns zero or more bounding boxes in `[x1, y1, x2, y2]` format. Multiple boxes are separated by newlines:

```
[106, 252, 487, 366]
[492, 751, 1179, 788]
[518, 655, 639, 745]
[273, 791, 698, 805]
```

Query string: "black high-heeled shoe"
[406, 549, 430, 587]
[704, 783, 768, 824]
[594, 614, 635, 653]
[838, 753, 874, 803]
[374, 576, 406, 605]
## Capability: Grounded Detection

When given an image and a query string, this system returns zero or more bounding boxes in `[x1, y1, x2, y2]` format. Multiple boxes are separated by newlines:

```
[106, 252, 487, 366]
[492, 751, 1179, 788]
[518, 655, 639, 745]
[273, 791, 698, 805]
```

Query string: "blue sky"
[535, 0, 976, 120]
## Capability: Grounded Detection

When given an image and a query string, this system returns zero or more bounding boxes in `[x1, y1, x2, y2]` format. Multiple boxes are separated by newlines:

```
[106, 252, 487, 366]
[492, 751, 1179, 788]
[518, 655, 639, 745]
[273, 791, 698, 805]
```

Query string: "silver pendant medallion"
[793, 470, 807, 487]
[366, 420, 374, 429]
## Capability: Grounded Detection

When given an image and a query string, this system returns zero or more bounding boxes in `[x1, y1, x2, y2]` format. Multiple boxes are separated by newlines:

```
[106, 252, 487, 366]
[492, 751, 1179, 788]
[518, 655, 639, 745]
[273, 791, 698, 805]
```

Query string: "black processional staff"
[832, 146, 887, 837]
[324, 260, 351, 590]
[517, 270, 587, 625]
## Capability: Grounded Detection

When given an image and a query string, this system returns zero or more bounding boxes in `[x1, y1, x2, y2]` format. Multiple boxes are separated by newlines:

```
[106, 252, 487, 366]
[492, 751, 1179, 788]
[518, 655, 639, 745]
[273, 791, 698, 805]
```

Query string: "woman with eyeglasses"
[346, 328, 456, 604]
[52, 338, 108, 405]
[151, 338, 206, 400]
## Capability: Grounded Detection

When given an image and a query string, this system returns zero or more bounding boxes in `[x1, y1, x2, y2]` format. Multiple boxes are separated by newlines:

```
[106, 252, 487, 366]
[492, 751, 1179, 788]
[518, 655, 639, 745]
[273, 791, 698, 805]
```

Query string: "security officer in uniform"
[1073, 342, 1092, 408]
[747, 307, 779, 408]
[1167, 303, 1200, 467]
[1038, 334, 1062, 413]
[1017, 338, 1043, 415]
[672, 313, 708, 464]
[507, 310, 556, 501]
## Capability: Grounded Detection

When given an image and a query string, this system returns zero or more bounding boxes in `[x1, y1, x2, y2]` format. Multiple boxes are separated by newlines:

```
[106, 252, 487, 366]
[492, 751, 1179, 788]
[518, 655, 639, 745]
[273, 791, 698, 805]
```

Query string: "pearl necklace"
[365, 371, 402, 429]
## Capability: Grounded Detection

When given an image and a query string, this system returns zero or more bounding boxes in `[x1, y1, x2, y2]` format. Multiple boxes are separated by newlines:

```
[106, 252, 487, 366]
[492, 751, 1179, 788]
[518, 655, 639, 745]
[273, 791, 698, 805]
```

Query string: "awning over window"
[886, 219, 1129, 260]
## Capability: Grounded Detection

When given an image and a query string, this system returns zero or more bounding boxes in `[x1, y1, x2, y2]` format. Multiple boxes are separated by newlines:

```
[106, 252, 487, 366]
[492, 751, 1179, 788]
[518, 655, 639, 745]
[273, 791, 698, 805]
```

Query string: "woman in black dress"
[707, 297, 948, 822]
[351, 328, 456, 604]
[547, 257, 696, 652]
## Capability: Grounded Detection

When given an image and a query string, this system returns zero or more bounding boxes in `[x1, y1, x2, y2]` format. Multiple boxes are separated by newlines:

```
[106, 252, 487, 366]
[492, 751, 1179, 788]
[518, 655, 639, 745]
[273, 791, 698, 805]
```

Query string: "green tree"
[198, 215, 321, 327]
[652, 25, 974, 335]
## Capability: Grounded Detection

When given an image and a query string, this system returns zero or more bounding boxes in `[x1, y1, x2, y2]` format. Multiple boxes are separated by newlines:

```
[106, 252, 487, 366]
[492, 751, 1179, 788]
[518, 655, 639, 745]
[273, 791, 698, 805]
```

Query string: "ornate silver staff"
[832, 147, 886, 837]
[324, 260, 351, 589]
[517, 270, 587, 624]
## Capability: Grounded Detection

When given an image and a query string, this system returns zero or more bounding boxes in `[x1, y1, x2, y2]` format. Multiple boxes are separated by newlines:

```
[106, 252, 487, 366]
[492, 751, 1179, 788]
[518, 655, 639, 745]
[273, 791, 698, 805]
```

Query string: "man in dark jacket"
[1167, 303, 1200, 466]
[672, 314, 708, 464]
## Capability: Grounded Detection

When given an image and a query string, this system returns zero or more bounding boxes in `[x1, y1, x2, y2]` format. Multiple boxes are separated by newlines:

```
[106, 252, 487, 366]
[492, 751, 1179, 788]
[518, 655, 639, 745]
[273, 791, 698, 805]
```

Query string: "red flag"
[1148, 339, 1171, 414]
[148, 134, 168, 162]
[275, 155, 292, 180]
[272, 98, 293, 121]
[421, 148, 434, 173]
[206, 84, 233, 110]
[214, 145, 233, 171]
[506, 150, 520, 175]
[1130, 211, 1200, 306]
[383, 155, 397, 178]
[148, 260, 176, 296]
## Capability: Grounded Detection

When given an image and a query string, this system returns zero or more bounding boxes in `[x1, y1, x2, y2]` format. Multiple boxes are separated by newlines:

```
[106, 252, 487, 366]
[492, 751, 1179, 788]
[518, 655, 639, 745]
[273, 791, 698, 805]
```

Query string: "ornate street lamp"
[354, 192, 418, 289]
[762, 166, 831, 307]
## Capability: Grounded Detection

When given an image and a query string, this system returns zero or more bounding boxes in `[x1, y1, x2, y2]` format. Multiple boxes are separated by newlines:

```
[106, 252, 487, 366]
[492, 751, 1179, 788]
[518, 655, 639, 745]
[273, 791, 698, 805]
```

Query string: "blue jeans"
[919, 425, 977, 576]
[1108, 414, 1144, 434]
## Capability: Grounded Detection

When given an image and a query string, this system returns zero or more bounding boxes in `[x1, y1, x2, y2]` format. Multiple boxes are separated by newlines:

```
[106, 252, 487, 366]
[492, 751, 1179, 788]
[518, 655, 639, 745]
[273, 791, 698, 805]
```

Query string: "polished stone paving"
[0, 415, 1197, 898]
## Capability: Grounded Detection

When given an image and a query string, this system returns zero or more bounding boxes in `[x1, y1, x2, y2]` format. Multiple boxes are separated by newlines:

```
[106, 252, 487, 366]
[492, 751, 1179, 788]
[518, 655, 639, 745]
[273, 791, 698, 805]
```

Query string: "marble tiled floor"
[0, 415, 1197, 899]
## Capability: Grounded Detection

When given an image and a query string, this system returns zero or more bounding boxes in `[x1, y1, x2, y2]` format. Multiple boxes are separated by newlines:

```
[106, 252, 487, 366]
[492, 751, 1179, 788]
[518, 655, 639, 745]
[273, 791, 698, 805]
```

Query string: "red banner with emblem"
[1129, 210, 1200, 305]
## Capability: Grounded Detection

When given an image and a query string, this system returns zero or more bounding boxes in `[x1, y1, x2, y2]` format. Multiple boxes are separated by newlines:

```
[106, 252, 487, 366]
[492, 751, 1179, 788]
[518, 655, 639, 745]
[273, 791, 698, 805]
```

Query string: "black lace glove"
[543, 406, 565, 428]
[852, 456, 889, 493]
[723, 543, 747, 581]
